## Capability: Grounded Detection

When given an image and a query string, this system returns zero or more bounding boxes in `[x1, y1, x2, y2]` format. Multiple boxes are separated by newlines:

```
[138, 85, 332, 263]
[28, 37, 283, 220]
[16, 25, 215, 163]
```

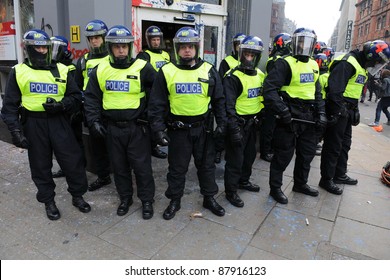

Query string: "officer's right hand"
[277, 108, 292, 124]
[90, 122, 107, 138]
[230, 127, 242, 145]
[155, 131, 170, 146]
[10, 130, 28, 149]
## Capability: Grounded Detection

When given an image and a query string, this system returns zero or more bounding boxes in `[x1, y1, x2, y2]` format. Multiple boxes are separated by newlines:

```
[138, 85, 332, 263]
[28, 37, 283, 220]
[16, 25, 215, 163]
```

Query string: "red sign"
[0, 21, 16, 36]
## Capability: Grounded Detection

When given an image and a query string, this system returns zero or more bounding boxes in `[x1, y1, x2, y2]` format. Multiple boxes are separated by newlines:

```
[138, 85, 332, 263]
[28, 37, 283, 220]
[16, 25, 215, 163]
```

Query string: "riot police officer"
[1, 29, 91, 220]
[136, 25, 170, 159]
[74, 19, 112, 191]
[223, 35, 265, 207]
[259, 33, 292, 163]
[84, 25, 156, 219]
[319, 40, 390, 194]
[148, 26, 227, 220]
[263, 27, 327, 204]
[50, 35, 81, 178]
[214, 33, 246, 164]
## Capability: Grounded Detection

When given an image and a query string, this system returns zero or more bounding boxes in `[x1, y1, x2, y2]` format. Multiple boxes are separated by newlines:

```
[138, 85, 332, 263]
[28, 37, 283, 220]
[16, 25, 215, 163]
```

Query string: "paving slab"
[153, 218, 252, 260]
[240, 246, 288, 260]
[250, 207, 333, 260]
[331, 217, 390, 259]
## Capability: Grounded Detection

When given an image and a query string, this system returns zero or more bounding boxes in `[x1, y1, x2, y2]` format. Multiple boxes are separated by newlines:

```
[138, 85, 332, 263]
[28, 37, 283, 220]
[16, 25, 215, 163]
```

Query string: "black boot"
[163, 199, 181, 220]
[117, 197, 133, 216]
[238, 181, 260, 192]
[203, 196, 225, 216]
[45, 201, 61, 220]
[319, 178, 343, 195]
[214, 151, 222, 164]
[52, 169, 65, 178]
[270, 188, 288, 204]
[225, 192, 244, 207]
[292, 184, 319, 197]
[88, 175, 111, 191]
[152, 146, 167, 159]
[333, 174, 358, 185]
[142, 201, 154, 220]
[72, 196, 91, 213]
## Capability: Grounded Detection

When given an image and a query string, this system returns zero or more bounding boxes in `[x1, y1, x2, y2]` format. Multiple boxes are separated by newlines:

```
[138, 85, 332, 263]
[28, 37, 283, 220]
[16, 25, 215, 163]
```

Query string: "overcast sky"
[284, 0, 342, 43]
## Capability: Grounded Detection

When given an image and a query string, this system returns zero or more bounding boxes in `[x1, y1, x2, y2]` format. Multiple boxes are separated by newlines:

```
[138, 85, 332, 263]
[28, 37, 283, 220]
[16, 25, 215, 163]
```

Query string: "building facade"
[353, 0, 390, 50]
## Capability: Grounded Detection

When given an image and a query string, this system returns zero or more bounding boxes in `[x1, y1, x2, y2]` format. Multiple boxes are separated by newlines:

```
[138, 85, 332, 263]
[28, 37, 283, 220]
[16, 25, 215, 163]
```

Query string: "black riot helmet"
[291, 27, 317, 57]
[238, 36, 263, 70]
[145, 25, 164, 50]
[23, 29, 52, 68]
[232, 32, 246, 56]
[84, 19, 108, 55]
[105, 25, 134, 66]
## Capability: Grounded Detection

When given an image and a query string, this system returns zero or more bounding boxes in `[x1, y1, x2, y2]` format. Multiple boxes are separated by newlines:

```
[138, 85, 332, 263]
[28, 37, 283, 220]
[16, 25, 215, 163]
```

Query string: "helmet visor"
[292, 35, 316, 57]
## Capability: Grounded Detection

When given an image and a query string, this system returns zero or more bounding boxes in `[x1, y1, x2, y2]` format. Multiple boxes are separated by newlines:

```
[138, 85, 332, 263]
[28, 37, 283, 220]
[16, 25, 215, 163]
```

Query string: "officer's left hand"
[42, 98, 65, 114]
[213, 126, 225, 138]
[316, 113, 328, 129]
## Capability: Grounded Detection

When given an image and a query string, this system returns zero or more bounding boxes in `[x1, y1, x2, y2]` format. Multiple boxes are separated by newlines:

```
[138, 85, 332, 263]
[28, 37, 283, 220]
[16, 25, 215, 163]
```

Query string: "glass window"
[203, 25, 218, 66]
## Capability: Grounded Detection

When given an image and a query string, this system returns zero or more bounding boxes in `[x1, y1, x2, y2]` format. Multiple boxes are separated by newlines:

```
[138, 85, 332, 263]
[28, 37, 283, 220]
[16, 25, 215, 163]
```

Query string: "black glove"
[90, 122, 107, 138]
[316, 113, 328, 129]
[213, 126, 225, 138]
[327, 114, 340, 127]
[277, 108, 292, 124]
[10, 130, 28, 149]
[230, 127, 242, 145]
[42, 97, 65, 114]
[155, 130, 170, 146]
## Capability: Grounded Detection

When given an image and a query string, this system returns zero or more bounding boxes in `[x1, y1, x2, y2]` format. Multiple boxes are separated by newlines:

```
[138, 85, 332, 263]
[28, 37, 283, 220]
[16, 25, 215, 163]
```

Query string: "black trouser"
[89, 131, 111, 178]
[320, 113, 352, 180]
[165, 125, 218, 200]
[270, 121, 317, 189]
[70, 117, 86, 166]
[23, 114, 88, 204]
[259, 108, 276, 155]
[224, 122, 257, 193]
[106, 121, 155, 202]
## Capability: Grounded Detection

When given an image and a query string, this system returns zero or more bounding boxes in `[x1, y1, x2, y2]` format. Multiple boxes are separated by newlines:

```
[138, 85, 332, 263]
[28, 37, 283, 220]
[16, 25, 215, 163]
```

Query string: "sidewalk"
[0, 103, 389, 260]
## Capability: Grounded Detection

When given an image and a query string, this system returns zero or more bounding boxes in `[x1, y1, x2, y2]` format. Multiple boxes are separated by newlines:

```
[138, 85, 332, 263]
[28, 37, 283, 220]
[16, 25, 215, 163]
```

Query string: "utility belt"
[168, 120, 204, 130]
[24, 110, 49, 118]
[238, 115, 260, 132]
[343, 101, 358, 110]
[107, 119, 135, 128]
[289, 102, 315, 113]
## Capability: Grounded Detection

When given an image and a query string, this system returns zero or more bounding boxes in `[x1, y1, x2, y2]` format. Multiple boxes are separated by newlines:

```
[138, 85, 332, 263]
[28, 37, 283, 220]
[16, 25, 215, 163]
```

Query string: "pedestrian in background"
[368, 69, 390, 127]
[1, 29, 91, 220]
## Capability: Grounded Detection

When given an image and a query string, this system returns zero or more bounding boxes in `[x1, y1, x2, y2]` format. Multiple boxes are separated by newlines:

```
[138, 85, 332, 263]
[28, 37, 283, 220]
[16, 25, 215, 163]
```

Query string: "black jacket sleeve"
[83, 67, 103, 127]
[262, 58, 291, 114]
[1, 68, 22, 132]
[148, 66, 170, 132]
[74, 57, 85, 91]
[223, 72, 242, 131]
[209, 66, 227, 130]
[326, 60, 355, 115]
[218, 59, 230, 79]
[136, 51, 150, 62]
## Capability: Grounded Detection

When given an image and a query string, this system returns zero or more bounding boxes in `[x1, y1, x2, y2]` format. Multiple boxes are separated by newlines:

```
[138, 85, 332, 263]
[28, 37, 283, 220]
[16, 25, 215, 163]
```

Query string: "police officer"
[263, 27, 327, 204]
[50, 35, 81, 178]
[224, 36, 265, 207]
[74, 19, 112, 191]
[1, 29, 91, 220]
[314, 53, 330, 156]
[319, 40, 390, 194]
[136, 25, 170, 159]
[83, 25, 156, 219]
[259, 33, 292, 163]
[214, 33, 246, 164]
[149, 26, 227, 220]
